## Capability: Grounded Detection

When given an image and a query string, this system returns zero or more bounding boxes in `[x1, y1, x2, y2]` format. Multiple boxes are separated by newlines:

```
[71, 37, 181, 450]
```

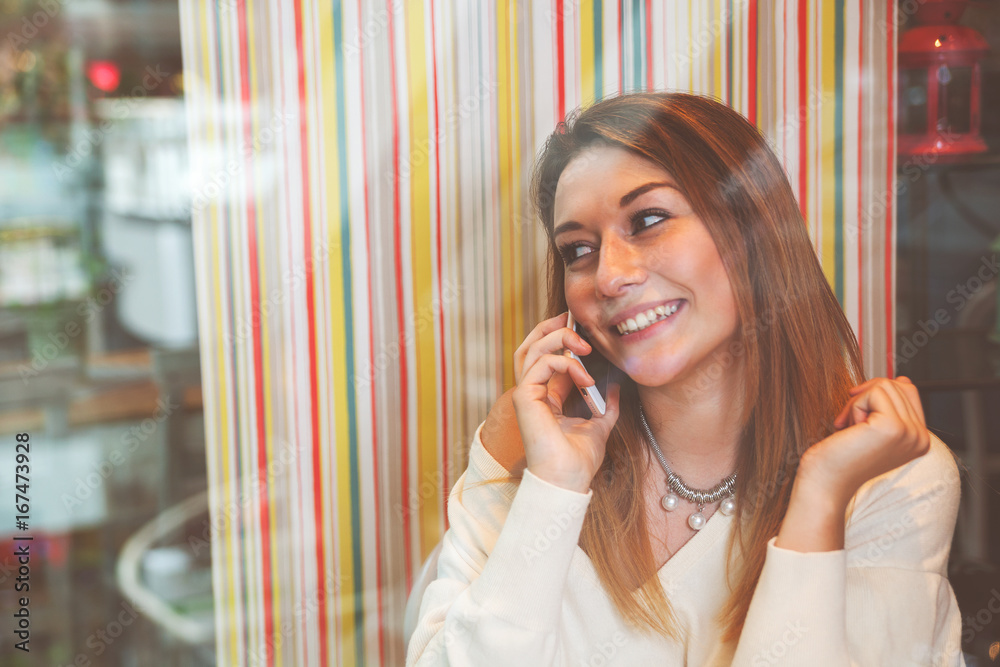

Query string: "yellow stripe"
[714, 0, 722, 99]
[197, 4, 238, 661]
[510, 2, 522, 382]
[499, 0, 522, 387]
[581, 0, 595, 104]
[820, 0, 836, 285]
[687, 0, 694, 91]
[405, 1, 440, 563]
[497, 2, 513, 392]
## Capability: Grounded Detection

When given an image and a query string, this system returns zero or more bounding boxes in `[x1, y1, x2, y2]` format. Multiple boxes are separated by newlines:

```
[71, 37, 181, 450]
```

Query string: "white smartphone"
[564, 311, 607, 416]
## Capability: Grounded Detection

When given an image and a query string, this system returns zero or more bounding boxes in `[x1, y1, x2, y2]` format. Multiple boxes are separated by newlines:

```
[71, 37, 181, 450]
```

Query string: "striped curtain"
[178, 1, 898, 665]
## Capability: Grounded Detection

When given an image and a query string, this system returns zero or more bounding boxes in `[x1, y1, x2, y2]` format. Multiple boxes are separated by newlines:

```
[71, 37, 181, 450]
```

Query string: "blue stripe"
[619, 0, 625, 91]
[632, 0, 642, 90]
[332, 1, 365, 662]
[595, 0, 603, 99]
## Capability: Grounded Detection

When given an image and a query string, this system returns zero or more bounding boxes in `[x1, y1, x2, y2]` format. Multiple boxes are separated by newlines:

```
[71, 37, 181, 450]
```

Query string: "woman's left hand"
[796, 376, 930, 507]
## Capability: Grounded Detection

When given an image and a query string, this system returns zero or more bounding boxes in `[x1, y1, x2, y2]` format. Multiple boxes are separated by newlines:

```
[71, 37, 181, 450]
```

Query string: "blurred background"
[0, 0, 210, 665]
[0, 0, 998, 665]
[893, 3, 1000, 664]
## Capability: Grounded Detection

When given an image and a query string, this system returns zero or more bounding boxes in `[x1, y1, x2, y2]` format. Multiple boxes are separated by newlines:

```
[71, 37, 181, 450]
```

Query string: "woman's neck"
[636, 362, 745, 488]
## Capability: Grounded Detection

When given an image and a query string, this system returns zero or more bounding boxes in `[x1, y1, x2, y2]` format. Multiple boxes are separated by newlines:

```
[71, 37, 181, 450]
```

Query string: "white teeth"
[616, 303, 681, 335]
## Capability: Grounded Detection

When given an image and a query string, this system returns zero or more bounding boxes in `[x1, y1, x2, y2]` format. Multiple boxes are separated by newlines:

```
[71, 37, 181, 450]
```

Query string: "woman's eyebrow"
[618, 181, 676, 207]
[554, 181, 678, 238]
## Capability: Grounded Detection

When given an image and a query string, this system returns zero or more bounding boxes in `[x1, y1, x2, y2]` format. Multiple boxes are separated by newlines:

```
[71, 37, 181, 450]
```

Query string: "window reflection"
[0, 0, 211, 665]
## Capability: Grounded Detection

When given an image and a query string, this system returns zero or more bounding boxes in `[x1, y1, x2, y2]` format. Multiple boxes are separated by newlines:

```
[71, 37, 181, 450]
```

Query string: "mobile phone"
[564, 311, 607, 416]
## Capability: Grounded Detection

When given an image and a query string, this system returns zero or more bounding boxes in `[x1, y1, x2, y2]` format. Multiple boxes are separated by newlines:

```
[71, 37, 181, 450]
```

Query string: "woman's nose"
[595, 236, 645, 297]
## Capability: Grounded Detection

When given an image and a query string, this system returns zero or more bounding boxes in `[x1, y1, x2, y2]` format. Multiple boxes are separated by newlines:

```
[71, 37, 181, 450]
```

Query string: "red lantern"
[898, 0, 989, 158]
[87, 60, 121, 93]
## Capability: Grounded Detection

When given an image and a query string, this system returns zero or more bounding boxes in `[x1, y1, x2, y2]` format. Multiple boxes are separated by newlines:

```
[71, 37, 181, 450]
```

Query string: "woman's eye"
[634, 210, 671, 229]
[559, 243, 593, 264]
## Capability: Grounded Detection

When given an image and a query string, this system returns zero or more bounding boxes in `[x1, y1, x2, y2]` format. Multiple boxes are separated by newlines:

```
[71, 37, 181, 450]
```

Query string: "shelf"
[0, 348, 203, 434]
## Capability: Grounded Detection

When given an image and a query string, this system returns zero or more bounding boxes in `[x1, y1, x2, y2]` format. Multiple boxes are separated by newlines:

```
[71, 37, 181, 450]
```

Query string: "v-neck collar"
[573, 507, 735, 586]
[654, 508, 734, 579]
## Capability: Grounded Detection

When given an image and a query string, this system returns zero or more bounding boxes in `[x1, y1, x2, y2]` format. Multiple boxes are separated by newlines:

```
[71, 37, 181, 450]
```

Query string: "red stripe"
[884, 2, 894, 376]
[357, 1, 386, 661]
[747, 0, 757, 125]
[293, 2, 329, 665]
[237, 2, 275, 665]
[645, 0, 653, 89]
[857, 0, 864, 354]
[556, 0, 565, 120]
[797, 0, 807, 220]
[386, 0, 412, 591]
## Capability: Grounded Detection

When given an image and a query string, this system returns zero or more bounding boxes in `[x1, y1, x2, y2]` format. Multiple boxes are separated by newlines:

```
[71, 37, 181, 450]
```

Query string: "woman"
[406, 92, 964, 665]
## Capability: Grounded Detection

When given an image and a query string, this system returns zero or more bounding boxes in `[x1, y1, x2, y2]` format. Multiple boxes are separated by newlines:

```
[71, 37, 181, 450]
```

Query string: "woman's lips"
[613, 300, 686, 343]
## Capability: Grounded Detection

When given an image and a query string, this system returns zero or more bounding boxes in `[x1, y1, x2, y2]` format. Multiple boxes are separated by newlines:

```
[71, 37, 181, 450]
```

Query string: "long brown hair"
[528, 92, 864, 641]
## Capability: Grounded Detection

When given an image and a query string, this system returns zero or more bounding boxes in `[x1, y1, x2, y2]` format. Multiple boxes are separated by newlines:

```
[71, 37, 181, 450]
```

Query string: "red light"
[87, 61, 121, 92]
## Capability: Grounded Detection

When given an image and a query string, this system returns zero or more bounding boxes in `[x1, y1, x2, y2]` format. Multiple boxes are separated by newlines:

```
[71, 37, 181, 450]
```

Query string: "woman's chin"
[619, 359, 684, 388]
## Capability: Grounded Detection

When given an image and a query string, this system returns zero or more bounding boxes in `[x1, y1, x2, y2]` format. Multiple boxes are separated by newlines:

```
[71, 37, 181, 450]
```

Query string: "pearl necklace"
[638, 404, 737, 530]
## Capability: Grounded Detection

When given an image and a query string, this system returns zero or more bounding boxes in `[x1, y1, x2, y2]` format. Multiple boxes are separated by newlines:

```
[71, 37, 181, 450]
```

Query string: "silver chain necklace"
[639, 404, 737, 530]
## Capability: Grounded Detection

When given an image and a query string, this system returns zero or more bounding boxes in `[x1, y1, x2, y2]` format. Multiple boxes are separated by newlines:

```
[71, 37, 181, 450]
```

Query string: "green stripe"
[632, 0, 642, 90]
[332, 1, 365, 662]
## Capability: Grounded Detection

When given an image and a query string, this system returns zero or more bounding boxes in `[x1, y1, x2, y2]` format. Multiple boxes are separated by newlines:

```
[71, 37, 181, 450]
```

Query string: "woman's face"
[553, 143, 741, 389]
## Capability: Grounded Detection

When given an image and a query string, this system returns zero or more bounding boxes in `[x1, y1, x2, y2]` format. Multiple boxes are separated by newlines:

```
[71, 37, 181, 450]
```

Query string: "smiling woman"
[553, 145, 741, 390]
[405, 92, 965, 666]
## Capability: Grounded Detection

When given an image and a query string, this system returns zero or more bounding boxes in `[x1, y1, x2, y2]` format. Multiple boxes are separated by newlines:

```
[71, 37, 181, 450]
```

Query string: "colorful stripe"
[179, 1, 897, 664]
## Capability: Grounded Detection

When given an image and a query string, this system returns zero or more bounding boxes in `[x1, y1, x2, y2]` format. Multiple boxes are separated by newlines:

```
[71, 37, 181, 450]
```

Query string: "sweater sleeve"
[731, 434, 966, 667]
[405, 420, 593, 667]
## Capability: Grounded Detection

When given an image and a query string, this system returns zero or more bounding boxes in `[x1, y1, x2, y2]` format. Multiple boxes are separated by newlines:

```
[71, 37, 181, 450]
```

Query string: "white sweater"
[406, 421, 966, 666]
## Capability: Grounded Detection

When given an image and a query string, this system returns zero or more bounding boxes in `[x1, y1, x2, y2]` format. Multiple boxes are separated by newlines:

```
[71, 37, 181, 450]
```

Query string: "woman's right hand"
[511, 312, 621, 493]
